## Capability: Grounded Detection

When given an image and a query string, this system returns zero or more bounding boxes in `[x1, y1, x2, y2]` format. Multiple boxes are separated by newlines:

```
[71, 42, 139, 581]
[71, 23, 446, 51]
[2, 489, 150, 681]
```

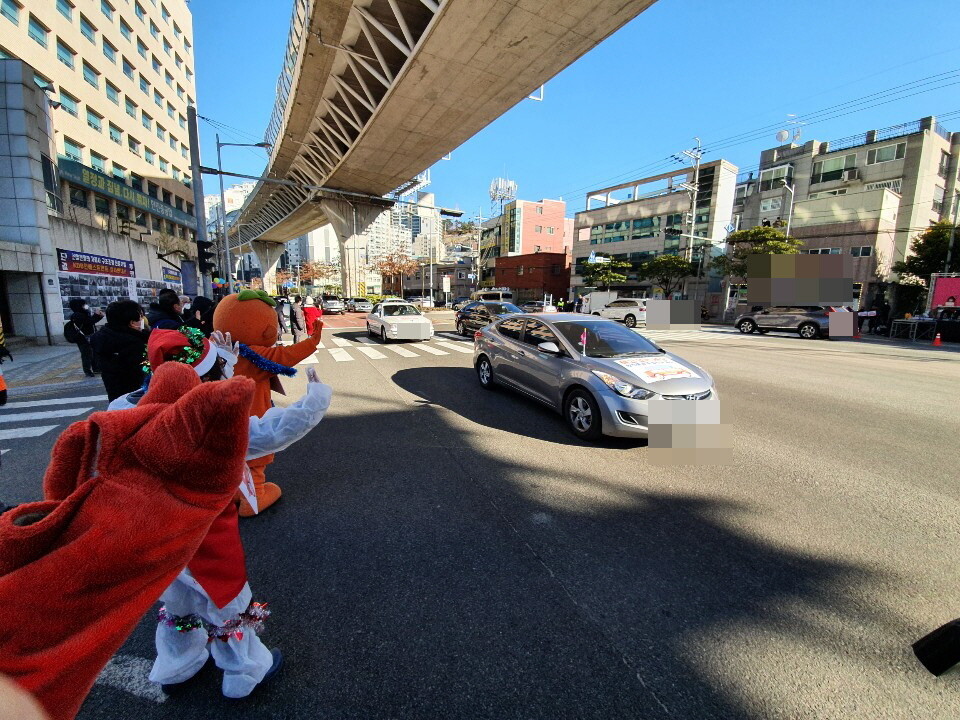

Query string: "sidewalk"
[703, 320, 959, 353]
[2, 342, 91, 389]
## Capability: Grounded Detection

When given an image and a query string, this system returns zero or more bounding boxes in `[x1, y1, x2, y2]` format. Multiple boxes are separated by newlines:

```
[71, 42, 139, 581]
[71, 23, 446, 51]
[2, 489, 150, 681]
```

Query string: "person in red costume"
[0, 361, 255, 720]
[212, 290, 324, 517]
[302, 296, 323, 335]
[109, 327, 332, 700]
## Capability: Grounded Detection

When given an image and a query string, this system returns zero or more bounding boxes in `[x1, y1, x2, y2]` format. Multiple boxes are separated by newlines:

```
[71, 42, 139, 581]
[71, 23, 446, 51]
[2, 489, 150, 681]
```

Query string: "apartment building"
[734, 115, 960, 309]
[570, 160, 739, 308]
[1, 0, 199, 237]
[478, 198, 570, 286]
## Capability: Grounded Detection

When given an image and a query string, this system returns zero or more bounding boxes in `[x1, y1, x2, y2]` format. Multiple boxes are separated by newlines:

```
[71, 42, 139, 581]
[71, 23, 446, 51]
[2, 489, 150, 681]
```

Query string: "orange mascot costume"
[212, 290, 322, 516]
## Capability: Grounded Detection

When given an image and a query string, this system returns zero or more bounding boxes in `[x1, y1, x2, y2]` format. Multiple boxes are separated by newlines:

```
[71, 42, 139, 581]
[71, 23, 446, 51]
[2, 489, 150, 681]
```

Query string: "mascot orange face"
[212, 290, 279, 347]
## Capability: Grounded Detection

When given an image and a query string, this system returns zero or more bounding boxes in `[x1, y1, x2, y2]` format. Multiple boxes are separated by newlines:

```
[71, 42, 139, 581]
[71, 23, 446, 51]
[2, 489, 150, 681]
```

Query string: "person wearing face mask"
[67, 298, 104, 378]
[90, 300, 151, 400]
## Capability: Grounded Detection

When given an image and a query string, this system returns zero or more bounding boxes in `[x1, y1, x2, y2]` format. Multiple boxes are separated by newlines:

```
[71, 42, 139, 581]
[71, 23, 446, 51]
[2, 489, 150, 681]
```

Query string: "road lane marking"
[0, 408, 93, 423]
[356, 337, 375, 344]
[415, 343, 448, 355]
[0, 425, 59, 440]
[297, 353, 319, 365]
[434, 341, 474, 354]
[438, 332, 468, 342]
[2, 395, 107, 409]
[328, 348, 353, 362]
[95, 654, 167, 704]
[332, 337, 353, 347]
[356, 347, 387, 360]
[383, 345, 418, 357]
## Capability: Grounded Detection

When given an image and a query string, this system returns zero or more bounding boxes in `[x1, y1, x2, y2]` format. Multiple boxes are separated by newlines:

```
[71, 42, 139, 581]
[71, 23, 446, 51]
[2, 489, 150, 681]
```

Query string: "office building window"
[535, 225, 542, 233]
[139, 74, 149, 93]
[141, 112, 152, 130]
[172, 167, 180, 181]
[57, 0, 72, 21]
[109, 123, 122, 144]
[122, 58, 134, 79]
[152, 55, 161, 73]
[866, 142, 906, 166]
[147, 182, 158, 199]
[145, 148, 155, 165]
[90, 152, 106, 173]
[164, 71, 173, 88]
[70, 186, 88, 208]
[154, 89, 163, 107]
[166, 102, 175, 119]
[57, 40, 76, 69]
[808, 247, 841, 255]
[163, 38, 171, 56]
[178, 114, 185, 129]
[162, 189, 172, 205]
[760, 197, 782, 213]
[547, 227, 555, 235]
[86, 108, 102, 132]
[180, 144, 188, 159]
[176, 84, 184, 99]
[105, 81, 120, 104]
[156, 124, 165, 141]
[161, 3, 170, 22]
[116, 203, 129, 221]
[100, 1, 113, 20]
[168, 135, 177, 150]
[128, 136, 141, 155]
[149, 20, 159, 39]
[130, 173, 143, 191]
[102, 39, 116, 63]
[536, 206, 543, 214]
[152, 216, 161, 231]
[850, 246, 873, 257]
[174, 53, 182, 69]
[185, 68, 193, 83]
[759, 165, 792, 192]
[125, 97, 137, 117]
[120, 17, 132, 40]
[0, 0, 20, 25]
[94, 194, 110, 215]
[28, 15, 48, 47]
[811, 153, 856, 184]
[137, 38, 147, 58]
[173, 21, 180, 38]
[159, 157, 168, 172]
[134, 2, 145, 21]
[80, 14, 96, 42]
[63, 137, 83, 162]
[59, 91, 79, 116]
[938, 151, 950, 179]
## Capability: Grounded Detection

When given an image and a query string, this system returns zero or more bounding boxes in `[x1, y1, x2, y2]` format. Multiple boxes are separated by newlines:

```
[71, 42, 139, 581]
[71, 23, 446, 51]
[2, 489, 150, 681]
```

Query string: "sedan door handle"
[517, 349, 526, 356]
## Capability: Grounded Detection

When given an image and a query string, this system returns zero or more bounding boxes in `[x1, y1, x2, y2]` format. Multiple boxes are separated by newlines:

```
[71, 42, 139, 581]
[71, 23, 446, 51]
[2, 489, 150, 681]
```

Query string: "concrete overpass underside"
[234, 0, 658, 292]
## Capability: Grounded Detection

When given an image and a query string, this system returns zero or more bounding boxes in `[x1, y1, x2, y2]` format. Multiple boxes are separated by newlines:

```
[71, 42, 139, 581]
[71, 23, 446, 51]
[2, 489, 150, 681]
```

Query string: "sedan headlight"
[389, 324, 398, 332]
[592, 370, 656, 400]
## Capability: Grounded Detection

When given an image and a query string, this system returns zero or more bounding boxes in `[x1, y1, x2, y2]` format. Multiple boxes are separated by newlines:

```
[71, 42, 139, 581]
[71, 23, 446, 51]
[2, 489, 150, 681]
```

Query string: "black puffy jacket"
[90, 324, 150, 400]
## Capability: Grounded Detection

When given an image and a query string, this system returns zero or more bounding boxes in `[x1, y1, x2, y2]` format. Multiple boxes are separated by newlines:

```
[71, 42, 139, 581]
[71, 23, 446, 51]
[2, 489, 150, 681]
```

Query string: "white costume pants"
[148, 569, 274, 698]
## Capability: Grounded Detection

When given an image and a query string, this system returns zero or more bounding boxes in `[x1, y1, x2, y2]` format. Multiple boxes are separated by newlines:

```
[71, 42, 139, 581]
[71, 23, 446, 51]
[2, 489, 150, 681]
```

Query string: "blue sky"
[192, 0, 960, 222]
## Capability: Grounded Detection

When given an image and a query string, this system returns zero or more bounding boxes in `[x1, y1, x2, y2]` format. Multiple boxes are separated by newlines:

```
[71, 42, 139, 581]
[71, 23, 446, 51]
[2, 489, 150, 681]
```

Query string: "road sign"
[358, 282, 366, 295]
[442, 276, 451, 292]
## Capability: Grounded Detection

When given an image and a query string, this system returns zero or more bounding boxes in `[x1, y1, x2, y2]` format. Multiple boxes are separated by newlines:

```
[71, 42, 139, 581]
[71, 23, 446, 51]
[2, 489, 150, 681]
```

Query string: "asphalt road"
[4, 322, 958, 719]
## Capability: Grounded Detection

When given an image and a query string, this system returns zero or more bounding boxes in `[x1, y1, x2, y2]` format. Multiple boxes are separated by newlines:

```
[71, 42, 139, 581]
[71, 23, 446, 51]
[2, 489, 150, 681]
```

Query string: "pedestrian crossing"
[0, 394, 107, 446]
[298, 332, 474, 364]
[636, 326, 745, 343]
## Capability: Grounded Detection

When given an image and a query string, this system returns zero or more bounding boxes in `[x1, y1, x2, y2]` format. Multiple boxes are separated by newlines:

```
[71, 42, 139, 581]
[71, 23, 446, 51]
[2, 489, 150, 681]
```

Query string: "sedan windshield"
[383, 304, 421, 316]
[553, 321, 661, 358]
[486, 302, 521, 315]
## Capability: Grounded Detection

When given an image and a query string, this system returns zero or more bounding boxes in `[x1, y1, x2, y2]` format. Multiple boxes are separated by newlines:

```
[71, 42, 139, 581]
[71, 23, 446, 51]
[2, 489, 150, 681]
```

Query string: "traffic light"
[197, 239, 216, 274]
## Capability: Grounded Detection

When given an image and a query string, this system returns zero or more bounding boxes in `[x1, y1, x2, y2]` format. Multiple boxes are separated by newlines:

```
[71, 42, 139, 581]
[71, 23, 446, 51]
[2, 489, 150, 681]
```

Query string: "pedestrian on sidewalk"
[185, 296, 216, 337]
[109, 329, 332, 700]
[90, 300, 150, 401]
[275, 297, 289, 337]
[575, 296, 583, 313]
[67, 298, 103, 378]
[302, 296, 322, 335]
[147, 290, 185, 331]
[290, 296, 307, 343]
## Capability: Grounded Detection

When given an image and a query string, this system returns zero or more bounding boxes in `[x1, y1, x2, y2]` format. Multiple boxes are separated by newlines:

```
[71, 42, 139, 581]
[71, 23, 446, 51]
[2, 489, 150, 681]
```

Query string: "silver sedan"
[473, 313, 717, 440]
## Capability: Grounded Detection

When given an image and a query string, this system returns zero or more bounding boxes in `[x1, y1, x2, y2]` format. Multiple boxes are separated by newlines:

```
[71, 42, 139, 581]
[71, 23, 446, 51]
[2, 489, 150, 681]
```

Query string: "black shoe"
[84, 373, 96, 378]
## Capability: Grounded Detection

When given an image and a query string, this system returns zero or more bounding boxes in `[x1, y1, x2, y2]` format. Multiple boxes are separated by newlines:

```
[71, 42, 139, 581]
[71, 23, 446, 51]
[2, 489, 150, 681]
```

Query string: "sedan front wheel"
[380, 328, 389, 343]
[738, 319, 756, 334]
[565, 389, 602, 441]
[476, 355, 496, 390]
[457, 321, 469, 337]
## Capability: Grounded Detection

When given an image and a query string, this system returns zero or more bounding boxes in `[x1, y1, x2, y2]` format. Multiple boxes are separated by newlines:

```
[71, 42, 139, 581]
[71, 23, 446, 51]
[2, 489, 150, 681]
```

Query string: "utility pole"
[682, 137, 703, 264]
[945, 193, 959, 273]
[186, 106, 212, 297]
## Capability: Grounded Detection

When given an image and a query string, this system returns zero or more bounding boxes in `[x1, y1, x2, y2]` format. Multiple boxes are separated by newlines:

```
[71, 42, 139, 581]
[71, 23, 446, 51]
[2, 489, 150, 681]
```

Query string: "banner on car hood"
[614, 357, 700, 383]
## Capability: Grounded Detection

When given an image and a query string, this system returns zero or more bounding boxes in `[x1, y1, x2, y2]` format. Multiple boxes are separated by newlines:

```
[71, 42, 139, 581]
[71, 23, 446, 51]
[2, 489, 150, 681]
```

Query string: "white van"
[470, 290, 514, 303]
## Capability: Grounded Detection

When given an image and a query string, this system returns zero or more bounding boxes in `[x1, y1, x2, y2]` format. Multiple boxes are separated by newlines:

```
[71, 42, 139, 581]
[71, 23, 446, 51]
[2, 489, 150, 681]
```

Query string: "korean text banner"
[57, 248, 135, 278]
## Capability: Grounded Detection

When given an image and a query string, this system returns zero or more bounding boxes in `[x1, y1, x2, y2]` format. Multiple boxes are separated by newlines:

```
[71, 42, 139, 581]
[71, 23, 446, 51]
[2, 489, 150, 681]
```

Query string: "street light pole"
[783, 179, 796, 236]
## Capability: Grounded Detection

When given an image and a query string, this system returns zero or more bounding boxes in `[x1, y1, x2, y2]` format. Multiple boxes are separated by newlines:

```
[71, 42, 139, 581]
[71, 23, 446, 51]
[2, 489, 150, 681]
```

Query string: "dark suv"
[456, 301, 522, 336]
[734, 306, 831, 339]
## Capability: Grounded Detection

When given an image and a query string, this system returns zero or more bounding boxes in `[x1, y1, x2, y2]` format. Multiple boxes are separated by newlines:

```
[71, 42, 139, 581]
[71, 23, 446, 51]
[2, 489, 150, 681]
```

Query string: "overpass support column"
[318, 197, 384, 298]
[252, 240, 286, 295]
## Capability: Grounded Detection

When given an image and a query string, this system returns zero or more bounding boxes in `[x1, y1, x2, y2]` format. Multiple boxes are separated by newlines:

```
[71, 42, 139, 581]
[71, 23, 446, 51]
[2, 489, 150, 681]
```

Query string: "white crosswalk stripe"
[355, 337, 375, 344]
[356, 346, 387, 360]
[382, 344, 419, 358]
[0, 407, 94, 424]
[437, 332, 469, 342]
[297, 353, 319, 365]
[434, 341, 474, 354]
[328, 348, 353, 362]
[415, 343, 448, 355]
[0, 392, 108, 451]
[332, 337, 353, 347]
[3, 395, 107, 409]
[0, 425, 60, 441]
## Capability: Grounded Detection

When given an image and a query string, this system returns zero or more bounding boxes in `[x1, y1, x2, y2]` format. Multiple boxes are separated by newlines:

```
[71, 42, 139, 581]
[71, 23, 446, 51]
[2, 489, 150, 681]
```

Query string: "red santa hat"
[147, 328, 217, 376]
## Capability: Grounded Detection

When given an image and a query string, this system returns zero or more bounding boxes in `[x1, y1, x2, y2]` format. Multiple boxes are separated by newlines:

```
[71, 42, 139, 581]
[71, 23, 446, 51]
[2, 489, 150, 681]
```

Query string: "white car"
[366, 302, 434, 342]
[593, 298, 647, 328]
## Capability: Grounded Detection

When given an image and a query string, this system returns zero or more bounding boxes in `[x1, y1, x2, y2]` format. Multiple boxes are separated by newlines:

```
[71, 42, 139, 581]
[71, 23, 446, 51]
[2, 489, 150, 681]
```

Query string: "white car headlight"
[389, 324, 398, 332]
[592, 370, 656, 400]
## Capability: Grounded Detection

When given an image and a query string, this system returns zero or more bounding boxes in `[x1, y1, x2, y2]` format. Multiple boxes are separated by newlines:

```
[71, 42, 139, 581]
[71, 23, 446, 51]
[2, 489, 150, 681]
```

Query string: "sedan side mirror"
[537, 341, 562, 355]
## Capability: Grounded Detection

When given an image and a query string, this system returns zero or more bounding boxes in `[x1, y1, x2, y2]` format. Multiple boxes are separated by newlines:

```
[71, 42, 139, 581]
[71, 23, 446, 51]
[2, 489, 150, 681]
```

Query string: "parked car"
[520, 301, 558, 313]
[452, 296, 471, 310]
[320, 295, 345, 314]
[470, 290, 514, 303]
[366, 301, 434, 342]
[473, 314, 717, 440]
[593, 298, 647, 328]
[345, 297, 374, 313]
[455, 301, 523, 336]
[733, 305, 831, 339]
[406, 296, 434, 307]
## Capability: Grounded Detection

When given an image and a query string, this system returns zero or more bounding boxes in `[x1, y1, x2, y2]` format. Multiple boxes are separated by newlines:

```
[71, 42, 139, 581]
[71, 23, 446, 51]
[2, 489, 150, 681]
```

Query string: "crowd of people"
[1, 289, 330, 719]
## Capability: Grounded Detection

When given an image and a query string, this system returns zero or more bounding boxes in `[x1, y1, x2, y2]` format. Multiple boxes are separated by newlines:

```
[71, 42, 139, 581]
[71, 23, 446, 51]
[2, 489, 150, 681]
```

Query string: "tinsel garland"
[237, 343, 298, 377]
[157, 602, 271, 643]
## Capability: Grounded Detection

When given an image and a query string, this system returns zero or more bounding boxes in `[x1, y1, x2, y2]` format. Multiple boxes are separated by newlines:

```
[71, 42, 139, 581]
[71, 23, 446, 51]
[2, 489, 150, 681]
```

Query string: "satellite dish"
[776, 129, 790, 143]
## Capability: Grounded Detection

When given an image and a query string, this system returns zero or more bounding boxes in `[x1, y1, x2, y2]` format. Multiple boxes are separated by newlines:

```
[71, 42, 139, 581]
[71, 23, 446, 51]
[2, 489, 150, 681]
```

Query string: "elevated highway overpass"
[230, 0, 658, 294]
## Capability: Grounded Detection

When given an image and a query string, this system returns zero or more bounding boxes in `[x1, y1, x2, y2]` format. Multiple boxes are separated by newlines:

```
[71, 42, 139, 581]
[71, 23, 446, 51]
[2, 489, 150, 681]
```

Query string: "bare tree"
[372, 252, 419, 296]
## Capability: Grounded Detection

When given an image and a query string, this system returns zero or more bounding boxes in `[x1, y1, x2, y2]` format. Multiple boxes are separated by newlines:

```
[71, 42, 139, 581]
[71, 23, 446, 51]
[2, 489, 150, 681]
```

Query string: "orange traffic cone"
[932, 332, 942, 346]
[854, 324, 862, 340]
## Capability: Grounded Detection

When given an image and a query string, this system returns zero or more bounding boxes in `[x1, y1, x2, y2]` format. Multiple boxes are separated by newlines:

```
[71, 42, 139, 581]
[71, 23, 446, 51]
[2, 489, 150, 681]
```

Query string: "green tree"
[891, 221, 960, 279]
[580, 257, 631, 290]
[709, 226, 805, 278]
[637, 254, 694, 298]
